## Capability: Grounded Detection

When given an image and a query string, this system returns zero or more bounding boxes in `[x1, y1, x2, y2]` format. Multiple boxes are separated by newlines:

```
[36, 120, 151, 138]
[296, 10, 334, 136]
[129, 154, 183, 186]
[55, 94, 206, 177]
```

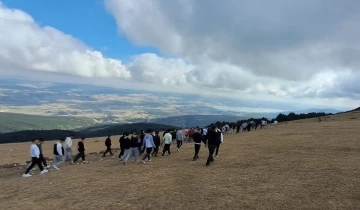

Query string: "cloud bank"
[1, 1, 360, 110]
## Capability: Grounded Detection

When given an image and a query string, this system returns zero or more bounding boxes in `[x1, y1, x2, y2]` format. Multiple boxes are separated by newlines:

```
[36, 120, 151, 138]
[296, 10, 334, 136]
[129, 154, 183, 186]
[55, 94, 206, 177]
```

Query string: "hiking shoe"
[53, 165, 60, 170]
[23, 174, 32, 178]
[41, 169, 48, 174]
[123, 162, 127, 165]
[148, 159, 152, 162]
[141, 160, 145, 164]
[83, 161, 88, 163]
[177, 148, 180, 152]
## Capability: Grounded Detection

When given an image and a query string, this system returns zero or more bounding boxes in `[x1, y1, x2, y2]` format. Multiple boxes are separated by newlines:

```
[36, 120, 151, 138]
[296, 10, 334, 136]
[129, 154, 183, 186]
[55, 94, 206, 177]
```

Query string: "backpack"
[53, 143, 59, 155]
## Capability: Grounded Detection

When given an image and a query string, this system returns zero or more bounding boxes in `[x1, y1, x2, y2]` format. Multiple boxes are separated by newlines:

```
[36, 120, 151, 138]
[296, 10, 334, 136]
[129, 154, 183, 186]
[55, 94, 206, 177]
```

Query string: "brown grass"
[0, 112, 360, 210]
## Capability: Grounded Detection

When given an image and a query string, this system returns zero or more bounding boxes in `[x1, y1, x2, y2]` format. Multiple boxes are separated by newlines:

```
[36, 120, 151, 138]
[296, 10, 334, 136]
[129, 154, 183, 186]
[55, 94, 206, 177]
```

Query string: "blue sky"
[1, 0, 159, 62]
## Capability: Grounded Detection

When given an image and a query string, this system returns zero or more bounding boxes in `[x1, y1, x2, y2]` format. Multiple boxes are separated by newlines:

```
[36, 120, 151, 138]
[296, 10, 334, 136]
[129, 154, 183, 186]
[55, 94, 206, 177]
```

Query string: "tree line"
[206, 112, 334, 128]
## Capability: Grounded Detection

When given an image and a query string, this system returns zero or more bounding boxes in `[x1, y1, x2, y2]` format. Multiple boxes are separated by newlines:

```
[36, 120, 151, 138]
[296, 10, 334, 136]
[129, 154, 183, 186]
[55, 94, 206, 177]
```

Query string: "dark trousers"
[142, 147, 153, 160]
[119, 147, 124, 158]
[206, 145, 217, 165]
[73, 151, 85, 162]
[39, 154, 47, 167]
[161, 144, 171, 156]
[215, 143, 221, 156]
[103, 146, 113, 156]
[193, 144, 201, 160]
[25, 157, 44, 174]
[177, 140, 183, 149]
[138, 142, 143, 154]
[152, 145, 160, 156]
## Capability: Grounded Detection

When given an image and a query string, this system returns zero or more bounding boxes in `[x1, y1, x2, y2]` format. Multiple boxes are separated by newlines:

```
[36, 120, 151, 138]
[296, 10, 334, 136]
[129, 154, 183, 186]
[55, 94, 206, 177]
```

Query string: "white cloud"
[105, 0, 360, 109]
[0, 2, 130, 79]
[0, 1, 359, 112]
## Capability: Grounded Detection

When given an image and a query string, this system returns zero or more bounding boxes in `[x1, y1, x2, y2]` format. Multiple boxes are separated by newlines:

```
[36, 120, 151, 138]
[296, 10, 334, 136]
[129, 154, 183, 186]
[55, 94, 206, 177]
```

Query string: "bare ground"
[0, 112, 360, 210]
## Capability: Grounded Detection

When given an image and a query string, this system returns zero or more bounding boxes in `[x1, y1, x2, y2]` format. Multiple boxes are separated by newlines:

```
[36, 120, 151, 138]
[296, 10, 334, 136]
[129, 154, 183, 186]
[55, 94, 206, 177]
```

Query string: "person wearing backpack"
[103, 135, 113, 157]
[53, 138, 65, 170]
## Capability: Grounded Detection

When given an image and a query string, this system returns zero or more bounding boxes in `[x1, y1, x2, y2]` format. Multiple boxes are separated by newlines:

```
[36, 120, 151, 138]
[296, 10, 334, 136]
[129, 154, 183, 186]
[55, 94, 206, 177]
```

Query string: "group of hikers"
[22, 125, 228, 178]
[22, 119, 269, 177]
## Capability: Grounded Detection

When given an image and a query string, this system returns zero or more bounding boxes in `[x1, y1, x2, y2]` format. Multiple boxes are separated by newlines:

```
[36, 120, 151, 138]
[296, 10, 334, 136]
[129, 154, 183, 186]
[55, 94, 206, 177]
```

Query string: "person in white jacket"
[53, 138, 66, 170]
[64, 135, 73, 161]
[23, 139, 48, 177]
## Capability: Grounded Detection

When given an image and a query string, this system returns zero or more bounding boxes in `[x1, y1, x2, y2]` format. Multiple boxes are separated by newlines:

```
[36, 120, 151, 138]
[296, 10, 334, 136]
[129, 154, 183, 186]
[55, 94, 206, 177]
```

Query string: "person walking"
[72, 137, 87, 163]
[118, 133, 125, 160]
[176, 129, 184, 151]
[64, 135, 74, 161]
[151, 131, 161, 157]
[23, 139, 48, 178]
[124, 132, 140, 164]
[139, 130, 145, 155]
[103, 135, 113, 157]
[141, 129, 156, 163]
[204, 126, 218, 166]
[53, 138, 66, 170]
[38, 137, 49, 169]
[120, 133, 131, 162]
[192, 129, 203, 161]
[161, 129, 172, 157]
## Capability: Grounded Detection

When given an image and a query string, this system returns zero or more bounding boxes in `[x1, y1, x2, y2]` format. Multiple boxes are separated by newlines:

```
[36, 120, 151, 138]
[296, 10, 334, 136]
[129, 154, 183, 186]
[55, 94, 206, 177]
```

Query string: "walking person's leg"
[215, 143, 220, 157]
[40, 154, 48, 168]
[147, 148, 152, 160]
[206, 145, 216, 166]
[81, 152, 85, 161]
[73, 153, 81, 163]
[24, 158, 36, 175]
[193, 144, 200, 160]
[35, 158, 45, 172]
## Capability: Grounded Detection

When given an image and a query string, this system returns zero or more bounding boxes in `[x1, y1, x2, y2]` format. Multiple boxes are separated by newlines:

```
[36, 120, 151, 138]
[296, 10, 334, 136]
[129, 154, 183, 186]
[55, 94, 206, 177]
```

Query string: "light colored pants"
[54, 155, 65, 167]
[65, 147, 72, 161]
[120, 149, 130, 161]
[124, 147, 138, 162]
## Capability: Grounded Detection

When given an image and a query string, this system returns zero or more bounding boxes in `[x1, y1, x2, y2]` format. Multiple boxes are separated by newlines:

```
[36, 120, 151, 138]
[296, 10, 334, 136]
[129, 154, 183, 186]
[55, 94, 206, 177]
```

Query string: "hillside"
[0, 110, 359, 209]
[0, 123, 177, 143]
[0, 112, 94, 133]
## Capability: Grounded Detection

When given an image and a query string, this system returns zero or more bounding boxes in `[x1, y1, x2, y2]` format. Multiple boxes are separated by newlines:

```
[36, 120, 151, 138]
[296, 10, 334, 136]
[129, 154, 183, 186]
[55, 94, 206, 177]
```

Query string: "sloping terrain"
[0, 111, 359, 209]
[0, 112, 94, 133]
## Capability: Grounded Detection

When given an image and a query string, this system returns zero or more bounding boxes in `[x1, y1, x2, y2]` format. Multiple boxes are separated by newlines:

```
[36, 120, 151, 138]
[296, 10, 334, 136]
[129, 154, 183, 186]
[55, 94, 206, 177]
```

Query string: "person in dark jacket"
[124, 132, 140, 164]
[119, 133, 125, 159]
[38, 137, 49, 168]
[103, 135, 113, 157]
[139, 130, 145, 155]
[192, 129, 203, 161]
[204, 126, 219, 166]
[151, 131, 161, 157]
[120, 133, 131, 163]
[171, 129, 176, 144]
[72, 137, 87, 163]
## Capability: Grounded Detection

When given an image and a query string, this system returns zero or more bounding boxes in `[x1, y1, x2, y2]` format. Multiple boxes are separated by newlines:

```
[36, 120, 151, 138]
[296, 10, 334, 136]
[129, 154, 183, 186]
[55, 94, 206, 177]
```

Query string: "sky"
[0, 0, 360, 111]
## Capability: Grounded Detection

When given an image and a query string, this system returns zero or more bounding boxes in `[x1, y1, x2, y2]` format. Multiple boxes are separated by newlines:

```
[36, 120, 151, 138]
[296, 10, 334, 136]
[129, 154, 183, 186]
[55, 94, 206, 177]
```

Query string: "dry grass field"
[0, 111, 360, 210]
